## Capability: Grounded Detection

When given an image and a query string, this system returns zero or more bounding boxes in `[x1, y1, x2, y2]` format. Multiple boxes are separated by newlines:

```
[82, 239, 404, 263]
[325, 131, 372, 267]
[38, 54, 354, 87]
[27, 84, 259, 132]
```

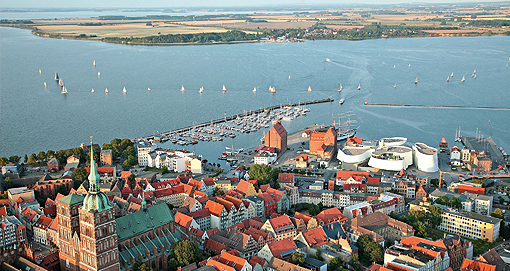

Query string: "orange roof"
[457, 184, 485, 195]
[188, 208, 211, 220]
[218, 251, 247, 271]
[268, 238, 298, 258]
[336, 170, 369, 180]
[174, 212, 194, 229]
[0, 199, 9, 206]
[225, 195, 244, 210]
[400, 236, 446, 250]
[206, 227, 220, 238]
[296, 154, 308, 161]
[216, 197, 234, 212]
[205, 201, 225, 217]
[301, 227, 328, 248]
[369, 264, 394, 271]
[316, 207, 347, 224]
[461, 259, 496, 271]
[206, 259, 235, 271]
[235, 180, 251, 195]
[204, 238, 228, 255]
[34, 215, 53, 230]
[294, 212, 313, 224]
[189, 227, 204, 237]
[188, 179, 203, 190]
[278, 173, 294, 183]
[249, 255, 266, 269]
[0, 206, 7, 216]
[120, 171, 131, 179]
[203, 178, 216, 186]
[269, 215, 294, 230]
[48, 218, 58, 231]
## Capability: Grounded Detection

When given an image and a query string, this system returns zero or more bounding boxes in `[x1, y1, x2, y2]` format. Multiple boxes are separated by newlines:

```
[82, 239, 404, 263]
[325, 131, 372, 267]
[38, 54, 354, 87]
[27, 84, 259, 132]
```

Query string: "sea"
[1, 22, 509, 163]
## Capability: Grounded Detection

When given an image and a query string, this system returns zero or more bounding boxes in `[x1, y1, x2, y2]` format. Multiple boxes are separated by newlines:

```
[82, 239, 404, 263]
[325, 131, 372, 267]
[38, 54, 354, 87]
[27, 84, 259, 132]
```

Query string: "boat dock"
[136, 98, 334, 144]
[365, 103, 510, 110]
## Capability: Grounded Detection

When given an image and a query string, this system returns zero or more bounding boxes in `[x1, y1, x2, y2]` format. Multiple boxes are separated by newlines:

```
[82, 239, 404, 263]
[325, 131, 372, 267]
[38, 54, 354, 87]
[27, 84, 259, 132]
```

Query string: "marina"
[136, 98, 334, 145]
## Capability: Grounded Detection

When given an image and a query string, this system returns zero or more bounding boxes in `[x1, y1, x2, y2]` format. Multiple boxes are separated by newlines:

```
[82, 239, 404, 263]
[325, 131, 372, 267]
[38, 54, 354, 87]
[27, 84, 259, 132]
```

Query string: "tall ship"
[335, 110, 358, 141]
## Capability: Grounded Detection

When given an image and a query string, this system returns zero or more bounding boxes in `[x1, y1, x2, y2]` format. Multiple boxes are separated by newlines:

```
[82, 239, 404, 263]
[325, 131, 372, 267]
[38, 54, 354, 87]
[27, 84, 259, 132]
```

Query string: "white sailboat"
[338, 84, 342, 92]
[450, 72, 454, 77]
[199, 86, 204, 93]
[326, 58, 331, 62]
[339, 99, 345, 105]
[222, 85, 227, 92]
[414, 78, 418, 84]
[54, 72, 59, 81]
[148, 87, 151, 92]
[357, 84, 361, 90]
[105, 88, 109, 94]
[473, 74, 477, 79]
[181, 85, 185, 92]
[39, 69, 41, 74]
[393, 65, 396, 68]
[447, 76, 450, 82]
[91, 88, 94, 93]
[61, 85, 68, 94]
[253, 87, 257, 93]
[308, 86, 312, 92]
[269, 86, 276, 93]
[93, 60, 96, 67]
[461, 75, 465, 82]
[394, 83, 397, 88]
[288, 75, 291, 80]
[123, 87, 127, 94]
[44, 82, 47, 88]
[408, 64, 411, 68]
[98, 72, 100, 77]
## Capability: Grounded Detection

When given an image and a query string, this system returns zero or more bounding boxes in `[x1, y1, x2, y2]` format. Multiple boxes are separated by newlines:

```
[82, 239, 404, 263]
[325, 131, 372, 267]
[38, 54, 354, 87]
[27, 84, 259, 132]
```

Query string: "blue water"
[1, 26, 509, 162]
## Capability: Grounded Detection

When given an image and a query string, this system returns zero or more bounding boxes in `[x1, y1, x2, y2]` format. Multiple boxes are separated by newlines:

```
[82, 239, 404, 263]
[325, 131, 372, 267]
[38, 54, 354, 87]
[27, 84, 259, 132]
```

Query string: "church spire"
[141, 192, 147, 210]
[88, 136, 100, 194]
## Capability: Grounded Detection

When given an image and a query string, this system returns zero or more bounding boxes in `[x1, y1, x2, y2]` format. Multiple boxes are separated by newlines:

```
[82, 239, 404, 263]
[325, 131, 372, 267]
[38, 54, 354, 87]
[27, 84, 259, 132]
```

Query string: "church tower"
[79, 137, 120, 271]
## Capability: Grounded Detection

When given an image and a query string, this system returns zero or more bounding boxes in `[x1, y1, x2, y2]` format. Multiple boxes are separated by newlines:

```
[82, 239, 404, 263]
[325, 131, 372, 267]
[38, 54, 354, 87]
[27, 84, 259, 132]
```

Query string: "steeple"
[82, 136, 112, 212]
[88, 136, 100, 193]
[141, 192, 147, 210]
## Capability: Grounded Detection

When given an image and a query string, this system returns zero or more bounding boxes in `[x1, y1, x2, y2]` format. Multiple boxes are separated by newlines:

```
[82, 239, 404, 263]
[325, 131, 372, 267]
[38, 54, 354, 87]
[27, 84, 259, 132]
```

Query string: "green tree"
[471, 14, 478, 19]
[435, 196, 449, 205]
[448, 197, 462, 209]
[329, 257, 344, 271]
[46, 150, 55, 160]
[72, 147, 85, 161]
[427, 205, 443, 228]
[249, 164, 271, 184]
[315, 248, 325, 261]
[9, 155, 21, 163]
[213, 187, 225, 196]
[274, 180, 281, 189]
[122, 159, 132, 170]
[491, 208, 505, 219]
[161, 166, 169, 175]
[120, 138, 133, 150]
[111, 138, 121, 146]
[4, 177, 17, 190]
[269, 167, 283, 182]
[133, 262, 153, 271]
[0, 157, 8, 166]
[37, 151, 46, 162]
[27, 153, 38, 164]
[290, 252, 305, 266]
[71, 167, 88, 189]
[24, 154, 28, 163]
[169, 240, 202, 269]
[127, 155, 137, 166]
[128, 173, 136, 184]
[356, 234, 384, 264]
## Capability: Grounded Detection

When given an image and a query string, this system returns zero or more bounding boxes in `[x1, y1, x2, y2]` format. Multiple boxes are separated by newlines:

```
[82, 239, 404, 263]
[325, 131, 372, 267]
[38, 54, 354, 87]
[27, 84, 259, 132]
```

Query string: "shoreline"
[2, 24, 508, 46]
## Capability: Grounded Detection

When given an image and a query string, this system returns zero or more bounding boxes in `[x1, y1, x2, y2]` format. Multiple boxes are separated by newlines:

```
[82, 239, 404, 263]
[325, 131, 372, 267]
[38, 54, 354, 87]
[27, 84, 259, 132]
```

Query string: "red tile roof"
[461, 259, 496, 271]
[206, 227, 220, 238]
[0, 206, 7, 216]
[202, 178, 216, 186]
[218, 251, 247, 271]
[316, 207, 348, 224]
[206, 200, 226, 217]
[204, 238, 228, 255]
[336, 170, 369, 180]
[206, 259, 235, 271]
[301, 227, 328, 248]
[34, 215, 53, 230]
[235, 180, 251, 195]
[268, 238, 298, 259]
[269, 215, 294, 230]
[175, 212, 194, 229]
[278, 173, 294, 183]
[188, 208, 211, 219]
[189, 227, 205, 237]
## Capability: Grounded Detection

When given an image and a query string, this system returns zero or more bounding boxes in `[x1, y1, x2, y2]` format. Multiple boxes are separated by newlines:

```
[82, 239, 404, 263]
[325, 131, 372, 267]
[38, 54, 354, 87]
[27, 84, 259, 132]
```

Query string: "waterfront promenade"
[135, 98, 334, 142]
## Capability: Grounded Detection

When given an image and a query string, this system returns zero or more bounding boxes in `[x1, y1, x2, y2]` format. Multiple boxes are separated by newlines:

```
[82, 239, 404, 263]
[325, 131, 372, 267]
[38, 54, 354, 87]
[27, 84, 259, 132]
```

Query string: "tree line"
[102, 30, 259, 44]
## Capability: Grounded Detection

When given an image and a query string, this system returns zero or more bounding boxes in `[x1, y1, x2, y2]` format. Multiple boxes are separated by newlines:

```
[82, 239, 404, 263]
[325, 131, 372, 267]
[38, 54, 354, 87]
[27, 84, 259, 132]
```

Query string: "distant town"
[1, 112, 510, 271]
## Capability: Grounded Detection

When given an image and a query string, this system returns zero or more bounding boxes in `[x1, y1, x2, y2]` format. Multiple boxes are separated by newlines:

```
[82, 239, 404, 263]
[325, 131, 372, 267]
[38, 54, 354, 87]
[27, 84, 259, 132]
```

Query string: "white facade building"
[137, 143, 157, 167]
[413, 143, 438, 172]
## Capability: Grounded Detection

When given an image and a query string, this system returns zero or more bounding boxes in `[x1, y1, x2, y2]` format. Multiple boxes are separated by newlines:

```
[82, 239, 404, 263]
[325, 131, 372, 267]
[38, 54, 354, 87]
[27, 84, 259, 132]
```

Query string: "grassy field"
[36, 22, 229, 38]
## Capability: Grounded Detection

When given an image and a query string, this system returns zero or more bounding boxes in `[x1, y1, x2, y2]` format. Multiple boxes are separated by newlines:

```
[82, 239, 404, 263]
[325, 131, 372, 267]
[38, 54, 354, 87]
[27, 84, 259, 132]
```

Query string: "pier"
[365, 103, 510, 110]
[137, 98, 334, 143]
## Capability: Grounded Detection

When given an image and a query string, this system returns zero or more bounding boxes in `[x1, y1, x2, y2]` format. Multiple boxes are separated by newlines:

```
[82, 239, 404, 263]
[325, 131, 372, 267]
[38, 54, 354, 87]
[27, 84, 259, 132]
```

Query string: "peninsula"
[2, 2, 510, 45]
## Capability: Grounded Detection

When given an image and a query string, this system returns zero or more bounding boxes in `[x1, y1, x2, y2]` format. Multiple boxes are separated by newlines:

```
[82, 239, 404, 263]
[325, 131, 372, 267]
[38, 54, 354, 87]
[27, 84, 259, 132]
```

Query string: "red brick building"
[47, 158, 61, 172]
[264, 120, 287, 153]
[309, 126, 337, 159]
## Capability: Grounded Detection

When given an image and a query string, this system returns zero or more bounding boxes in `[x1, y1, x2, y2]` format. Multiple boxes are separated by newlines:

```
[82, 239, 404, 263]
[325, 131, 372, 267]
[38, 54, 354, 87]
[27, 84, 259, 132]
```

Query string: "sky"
[1, 0, 506, 9]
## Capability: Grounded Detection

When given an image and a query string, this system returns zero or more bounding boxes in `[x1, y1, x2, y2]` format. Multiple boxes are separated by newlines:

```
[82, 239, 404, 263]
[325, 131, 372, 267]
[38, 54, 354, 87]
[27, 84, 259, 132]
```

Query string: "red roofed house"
[85, 166, 116, 182]
[33, 215, 53, 246]
[316, 207, 348, 225]
[460, 259, 496, 271]
[205, 200, 229, 231]
[309, 126, 337, 159]
[258, 192, 277, 218]
[294, 212, 319, 231]
[261, 214, 297, 241]
[47, 157, 60, 171]
[336, 170, 369, 184]
[244, 227, 276, 249]
[188, 227, 206, 246]
[174, 212, 199, 231]
[257, 238, 298, 261]
[278, 173, 295, 186]
[188, 208, 212, 231]
[295, 154, 309, 169]
[215, 250, 252, 271]
[294, 226, 329, 255]
[456, 184, 485, 195]
[264, 120, 287, 153]
[416, 185, 427, 199]
[204, 238, 228, 256]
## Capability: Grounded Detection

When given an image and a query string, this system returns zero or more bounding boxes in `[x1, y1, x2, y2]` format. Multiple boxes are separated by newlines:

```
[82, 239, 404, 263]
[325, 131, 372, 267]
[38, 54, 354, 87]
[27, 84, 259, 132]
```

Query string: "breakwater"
[365, 103, 510, 110]
[136, 98, 334, 143]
